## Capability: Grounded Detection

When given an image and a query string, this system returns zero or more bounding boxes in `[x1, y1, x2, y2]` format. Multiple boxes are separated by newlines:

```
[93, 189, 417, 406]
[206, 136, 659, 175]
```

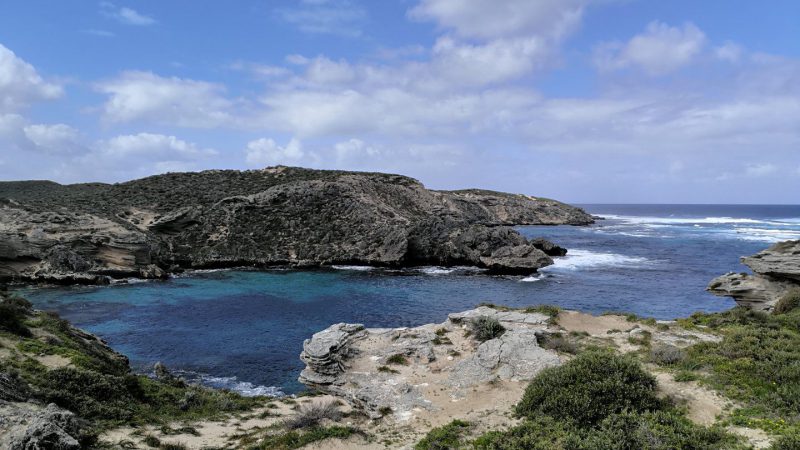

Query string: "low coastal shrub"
[28, 365, 259, 427]
[473, 411, 742, 450]
[681, 307, 800, 423]
[470, 316, 505, 342]
[0, 295, 33, 337]
[649, 344, 686, 366]
[769, 433, 800, 450]
[251, 426, 361, 450]
[415, 419, 471, 450]
[774, 288, 800, 315]
[143, 435, 161, 447]
[377, 365, 399, 374]
[284, 401, 341, 430]
[537, 332, 578, 354]
[515, 350, 662, 427]
[386, 354, 409, 365]
[523, 304, 562, 324]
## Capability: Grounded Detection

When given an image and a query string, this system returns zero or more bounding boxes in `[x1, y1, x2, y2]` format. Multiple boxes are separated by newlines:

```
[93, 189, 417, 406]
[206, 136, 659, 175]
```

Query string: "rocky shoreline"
[0, 167, 592, 285]
[3, 234, 800, 448]
[707, 240, 800, 311]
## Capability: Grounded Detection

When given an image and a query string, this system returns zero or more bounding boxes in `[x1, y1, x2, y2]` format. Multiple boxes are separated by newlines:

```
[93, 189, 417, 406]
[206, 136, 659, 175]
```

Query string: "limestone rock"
[0, 403, 81, 450]
[1, 167, 591, 283]
[742, 240, 800, 282]
[448, 329, 560, 388]
[298, 307, 560, 420]
[708, 240, 800, 311]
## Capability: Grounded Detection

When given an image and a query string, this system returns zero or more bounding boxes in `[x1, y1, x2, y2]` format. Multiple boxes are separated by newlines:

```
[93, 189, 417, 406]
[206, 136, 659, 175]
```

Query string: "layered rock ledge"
[708, 240, 800, 311]
[297, 306, 719, 422]
[0, 167, 592, 284]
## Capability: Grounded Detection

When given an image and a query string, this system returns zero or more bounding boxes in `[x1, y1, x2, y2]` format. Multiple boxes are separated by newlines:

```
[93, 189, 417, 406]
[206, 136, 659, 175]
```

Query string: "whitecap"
[731, 227, 800, 243]
[520, 275, 542, 282]
[174, 370, 284, 397]
[541, 249, 653, 271]
[599, 214, 780, 225]
[331, 265, 376, 271]
[418, 267, 455, 275]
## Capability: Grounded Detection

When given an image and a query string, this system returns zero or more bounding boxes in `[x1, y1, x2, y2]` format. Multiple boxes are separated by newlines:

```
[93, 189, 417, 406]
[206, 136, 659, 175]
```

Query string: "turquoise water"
[19, 205, 800, 396]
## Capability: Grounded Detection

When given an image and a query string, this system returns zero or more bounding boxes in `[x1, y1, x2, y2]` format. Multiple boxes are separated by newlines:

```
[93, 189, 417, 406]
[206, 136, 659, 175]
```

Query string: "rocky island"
[0, 167, 592, 285]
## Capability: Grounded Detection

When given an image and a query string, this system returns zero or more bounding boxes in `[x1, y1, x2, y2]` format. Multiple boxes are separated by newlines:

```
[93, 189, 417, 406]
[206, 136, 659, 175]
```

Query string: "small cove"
[18, 204, 800, 396]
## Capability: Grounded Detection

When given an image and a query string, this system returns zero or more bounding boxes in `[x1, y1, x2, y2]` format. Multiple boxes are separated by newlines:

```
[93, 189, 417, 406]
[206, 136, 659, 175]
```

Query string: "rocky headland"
[708, 240, 800, 311]
[0, 167, 592, 284]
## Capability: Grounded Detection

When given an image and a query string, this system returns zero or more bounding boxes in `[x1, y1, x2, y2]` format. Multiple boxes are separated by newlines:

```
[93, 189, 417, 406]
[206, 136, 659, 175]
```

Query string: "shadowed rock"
[0, 167, 592, 283]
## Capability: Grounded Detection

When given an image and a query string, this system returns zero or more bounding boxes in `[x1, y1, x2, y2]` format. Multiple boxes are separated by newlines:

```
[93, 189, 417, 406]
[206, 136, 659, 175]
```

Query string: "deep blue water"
[18, 205, 800, 396]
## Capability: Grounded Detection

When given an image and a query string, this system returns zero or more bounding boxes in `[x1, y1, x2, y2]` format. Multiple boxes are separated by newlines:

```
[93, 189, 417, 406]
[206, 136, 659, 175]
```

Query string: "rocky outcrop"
[0, 403, 81, 450]
[708, 240, 800, 311]
[0, 167, 592, 283]
[298, 307, 561, 419]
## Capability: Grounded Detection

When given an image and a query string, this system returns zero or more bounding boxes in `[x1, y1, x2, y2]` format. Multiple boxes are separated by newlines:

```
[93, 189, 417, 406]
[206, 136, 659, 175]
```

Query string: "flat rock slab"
[299, 307, 561, 420]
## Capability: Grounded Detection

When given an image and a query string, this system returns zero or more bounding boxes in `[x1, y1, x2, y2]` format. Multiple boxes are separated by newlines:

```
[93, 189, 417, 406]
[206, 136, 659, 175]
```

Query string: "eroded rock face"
[0, 167, 591, 283]
[708, 240, 800, 311]
[298, 307, 561, 419]
[0, 403, 81, 450]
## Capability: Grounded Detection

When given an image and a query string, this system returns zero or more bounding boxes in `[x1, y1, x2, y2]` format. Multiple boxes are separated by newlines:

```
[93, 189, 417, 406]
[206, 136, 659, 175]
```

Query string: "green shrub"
[36, 367, 140, 421]
[679, 306, 800, 431]
[159, 443, 188, 450]
[649, 344, 686, 366]
[473, 416, 571, 449]
[386, 354, 409, 365]
[470, 316, 505, 342]
[252, 426, 360, 450]
[537, 332, 577, 354]
[774, 289, 800, 315]
[416, 420, 471, 450]
[473, 411, 742, 450]
[770, 433, 800, 450]
[523, 305, 561, 324]
[515, 351, 662, 427]
[0, 296, 32, 337]
[284, 401, 341, 430]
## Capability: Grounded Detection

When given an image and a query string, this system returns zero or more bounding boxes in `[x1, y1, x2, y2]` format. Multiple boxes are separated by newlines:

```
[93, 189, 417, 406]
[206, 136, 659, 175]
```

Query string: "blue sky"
[0, 0, 798, 203]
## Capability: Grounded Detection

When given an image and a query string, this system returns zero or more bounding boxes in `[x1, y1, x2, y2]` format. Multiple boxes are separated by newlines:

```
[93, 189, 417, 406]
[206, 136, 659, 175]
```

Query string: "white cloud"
[334, 138, 380, 162]
[245, 138, 306, 166]
[100, 133, 217, 159]
[0, 43, 63, 113]
[594, 21, 706, 75]
[277, 0, 366, 37]
[95, 71, 233, 127]
[715, 42, 743, 63]
[23, 124, 86, 154]
[409, 0, 590, 40]
[101, 3, 156, 26]
[745, 163, 778, 177]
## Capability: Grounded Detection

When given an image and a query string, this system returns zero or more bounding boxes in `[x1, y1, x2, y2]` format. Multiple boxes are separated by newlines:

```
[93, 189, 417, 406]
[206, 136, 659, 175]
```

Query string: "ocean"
[18, 204, 800, 396]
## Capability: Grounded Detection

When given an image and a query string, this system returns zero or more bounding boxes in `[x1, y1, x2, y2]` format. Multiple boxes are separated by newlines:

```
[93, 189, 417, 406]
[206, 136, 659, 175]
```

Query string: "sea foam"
[542, 249, 652, 271]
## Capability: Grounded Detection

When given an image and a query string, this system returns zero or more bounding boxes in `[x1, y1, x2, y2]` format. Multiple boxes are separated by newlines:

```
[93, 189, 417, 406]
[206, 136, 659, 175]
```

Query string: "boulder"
[1, 403, 81, 450]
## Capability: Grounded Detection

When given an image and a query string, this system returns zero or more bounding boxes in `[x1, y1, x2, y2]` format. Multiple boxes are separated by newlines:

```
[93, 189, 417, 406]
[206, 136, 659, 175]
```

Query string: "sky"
[0, 0, 798, 203]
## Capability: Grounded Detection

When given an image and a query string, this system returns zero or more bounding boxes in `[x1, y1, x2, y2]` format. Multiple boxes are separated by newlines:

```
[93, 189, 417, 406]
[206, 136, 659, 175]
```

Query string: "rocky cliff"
[708, 240, 800, 311]
[0, 166, 593, 284]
